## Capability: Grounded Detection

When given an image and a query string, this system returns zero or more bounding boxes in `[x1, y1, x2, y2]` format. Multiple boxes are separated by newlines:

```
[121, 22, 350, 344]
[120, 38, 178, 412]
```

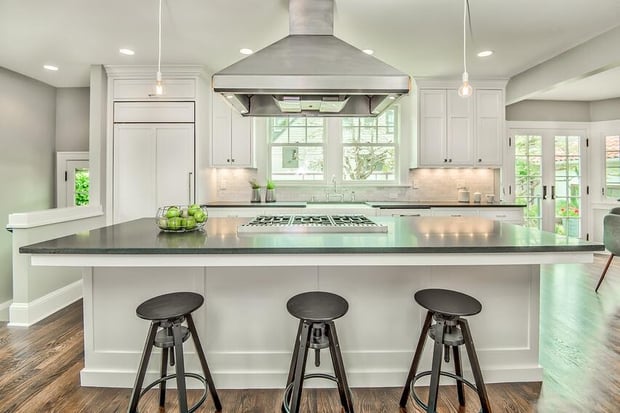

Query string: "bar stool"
[127, 292, 221, 413]
[399, 289, 492, 413]
[282, 291, 354, 413]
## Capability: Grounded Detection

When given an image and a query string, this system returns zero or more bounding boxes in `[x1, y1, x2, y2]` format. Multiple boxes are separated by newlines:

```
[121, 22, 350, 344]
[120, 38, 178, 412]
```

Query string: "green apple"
[157, 218, 168, 229]
[188, 204, 201, 216]
[165, 206, 180, 218]
[167, 216, 182, 230]
[184, 216, 197, 230]
[193, 210, 207, 223]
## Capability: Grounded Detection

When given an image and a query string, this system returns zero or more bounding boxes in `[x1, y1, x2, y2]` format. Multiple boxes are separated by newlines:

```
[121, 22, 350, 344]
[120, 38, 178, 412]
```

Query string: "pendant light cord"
[158, 0, 162, 75]
[463, 0, 467, 75]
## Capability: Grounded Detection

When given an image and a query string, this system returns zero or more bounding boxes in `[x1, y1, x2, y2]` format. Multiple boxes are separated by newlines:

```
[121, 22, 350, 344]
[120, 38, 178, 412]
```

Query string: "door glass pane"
[74, 168, 89, 206]
[515, 135, 543, 229]
[605, 136, 620, 198]
[554, 135, 580, 237]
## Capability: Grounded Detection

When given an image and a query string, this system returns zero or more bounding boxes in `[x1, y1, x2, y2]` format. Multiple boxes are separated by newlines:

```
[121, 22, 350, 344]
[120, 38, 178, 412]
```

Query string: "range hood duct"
[212, 0, 411, 117]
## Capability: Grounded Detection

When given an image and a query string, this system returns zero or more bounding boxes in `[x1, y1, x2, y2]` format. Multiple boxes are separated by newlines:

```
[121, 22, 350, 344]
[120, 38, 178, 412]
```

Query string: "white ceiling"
[1, 0, 619, 101]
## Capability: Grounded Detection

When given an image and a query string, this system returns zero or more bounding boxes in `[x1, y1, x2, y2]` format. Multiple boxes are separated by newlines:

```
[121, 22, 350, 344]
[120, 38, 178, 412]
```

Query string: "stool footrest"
[410, 370, 482, 413]
[282, 373, 351, 413]
[136, 372, 207, 413]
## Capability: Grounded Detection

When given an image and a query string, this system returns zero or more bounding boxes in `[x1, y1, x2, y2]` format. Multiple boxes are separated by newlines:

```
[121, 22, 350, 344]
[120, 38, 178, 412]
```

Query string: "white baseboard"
[8, 280, 82, 327]
[0, 299, 12, 321]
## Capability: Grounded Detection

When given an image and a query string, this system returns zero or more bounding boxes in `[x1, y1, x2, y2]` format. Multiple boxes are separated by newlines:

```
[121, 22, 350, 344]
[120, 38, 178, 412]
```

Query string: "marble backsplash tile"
[208, 168, 499, 203]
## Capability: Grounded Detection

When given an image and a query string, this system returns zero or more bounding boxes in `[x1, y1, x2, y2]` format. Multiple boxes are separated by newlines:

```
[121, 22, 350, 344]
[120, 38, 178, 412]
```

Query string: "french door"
[511, 129, 587, 237]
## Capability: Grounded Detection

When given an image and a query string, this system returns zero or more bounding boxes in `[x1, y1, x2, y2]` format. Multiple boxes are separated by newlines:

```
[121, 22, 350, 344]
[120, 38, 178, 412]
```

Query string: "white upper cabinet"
[416, 80, 506, 168]
[475, 89, 504, 166]
[211, 94, 253, 167]
[112, 78, 196, 100]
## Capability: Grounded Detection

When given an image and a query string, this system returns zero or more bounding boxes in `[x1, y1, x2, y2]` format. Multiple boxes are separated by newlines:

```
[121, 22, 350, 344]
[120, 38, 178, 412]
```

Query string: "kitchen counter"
[21, 216, 598, 256]
[204, 201, 308, 208]
[21, 217, 601, 390]
[366, 201, 525, 208]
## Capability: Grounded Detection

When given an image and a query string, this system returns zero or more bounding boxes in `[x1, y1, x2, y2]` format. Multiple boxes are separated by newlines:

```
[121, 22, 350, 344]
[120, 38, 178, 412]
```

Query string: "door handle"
[543, 185, 547, 200]
[551, 185, 555, 200]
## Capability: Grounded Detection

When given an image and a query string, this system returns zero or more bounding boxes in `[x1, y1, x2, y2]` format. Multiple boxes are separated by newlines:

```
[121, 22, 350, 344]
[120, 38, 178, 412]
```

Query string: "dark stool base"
[128, 313, 222, 413]
[399, 310, 492, 413]
[282, 320, 355, 413]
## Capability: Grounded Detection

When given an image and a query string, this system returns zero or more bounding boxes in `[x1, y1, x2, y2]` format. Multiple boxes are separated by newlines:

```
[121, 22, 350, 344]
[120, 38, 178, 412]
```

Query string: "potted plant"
[249, 178, 262, 203]
[265, 180, 276, 203]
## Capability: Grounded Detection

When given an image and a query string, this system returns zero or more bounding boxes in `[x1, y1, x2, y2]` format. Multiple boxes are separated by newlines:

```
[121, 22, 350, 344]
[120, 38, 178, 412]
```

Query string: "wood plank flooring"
[0, 256, 618, 412]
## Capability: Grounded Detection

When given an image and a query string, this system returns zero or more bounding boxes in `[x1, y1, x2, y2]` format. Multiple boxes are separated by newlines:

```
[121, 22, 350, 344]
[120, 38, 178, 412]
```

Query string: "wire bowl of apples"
[156, 204, 208, 232]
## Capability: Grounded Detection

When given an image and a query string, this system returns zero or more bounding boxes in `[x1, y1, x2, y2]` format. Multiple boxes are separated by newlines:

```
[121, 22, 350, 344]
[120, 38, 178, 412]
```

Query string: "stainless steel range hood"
[212, 0, 411, 117]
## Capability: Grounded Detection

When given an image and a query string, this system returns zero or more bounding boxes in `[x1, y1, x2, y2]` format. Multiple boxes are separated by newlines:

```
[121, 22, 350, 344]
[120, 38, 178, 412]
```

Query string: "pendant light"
[154, 0, 164, 95]
[458, 0, 473, 98]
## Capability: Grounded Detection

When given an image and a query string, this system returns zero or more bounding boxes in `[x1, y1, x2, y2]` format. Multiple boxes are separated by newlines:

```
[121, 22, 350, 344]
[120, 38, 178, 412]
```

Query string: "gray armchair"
[595, 210, 620, 292]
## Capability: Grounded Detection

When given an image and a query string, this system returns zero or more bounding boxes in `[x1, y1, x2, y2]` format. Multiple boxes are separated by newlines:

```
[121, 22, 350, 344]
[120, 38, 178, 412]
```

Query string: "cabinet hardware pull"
[188, 172, 193, 204]
[478, 158, 482, 162]
[231, 159, 235, 162]
[227, 159, 230, 162]
[543, 185, 547, 200]
[448, 159, 452, 163]
[551, 185, 555, 200]
[444, 159, 448, 163]
[451, 214, 462, 217]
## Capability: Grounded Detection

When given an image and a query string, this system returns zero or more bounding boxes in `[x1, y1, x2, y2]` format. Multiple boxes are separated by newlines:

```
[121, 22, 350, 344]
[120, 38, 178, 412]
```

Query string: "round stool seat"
[287, 291, 349, 322]
[414, 289, 481, 317]
[136, 292, 204, 321]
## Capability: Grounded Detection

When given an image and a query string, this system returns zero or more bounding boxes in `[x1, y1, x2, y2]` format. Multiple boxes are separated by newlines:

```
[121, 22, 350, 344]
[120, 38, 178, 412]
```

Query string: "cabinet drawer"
[113, 79, 195, 99]
[114, 102, 195, 123]
[206, 208, 261, 218]
[479, 208, 523, 223]
[379, 208, 431, 217]
[431, 208, 479, 217]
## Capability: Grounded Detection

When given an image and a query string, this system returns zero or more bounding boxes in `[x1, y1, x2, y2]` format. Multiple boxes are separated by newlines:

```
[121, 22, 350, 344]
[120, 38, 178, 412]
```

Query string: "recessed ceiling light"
[119, 48, 135, 56]
[239, 48, 253, 55]
[43, 64, 58, 71]
[477, 50, 494, 57]
[362, 49, 374, 55]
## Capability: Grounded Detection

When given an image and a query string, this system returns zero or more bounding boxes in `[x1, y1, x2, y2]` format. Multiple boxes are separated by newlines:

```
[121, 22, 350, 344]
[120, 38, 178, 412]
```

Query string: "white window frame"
[262, 104, 405, 187]
[603, 134, 620, 200]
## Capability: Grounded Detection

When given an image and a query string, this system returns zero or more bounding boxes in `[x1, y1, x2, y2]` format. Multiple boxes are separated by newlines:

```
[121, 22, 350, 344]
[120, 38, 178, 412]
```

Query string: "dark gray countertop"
[205, 202, 307, 208]
[205, 201, 524, 209]
[365, 201, 525, 209]
[20, 217, 602, 255]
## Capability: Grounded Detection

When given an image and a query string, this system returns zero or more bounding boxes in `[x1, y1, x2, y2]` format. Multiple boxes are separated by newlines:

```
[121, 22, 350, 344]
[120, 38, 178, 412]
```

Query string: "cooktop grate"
[238, 214, 388, 233]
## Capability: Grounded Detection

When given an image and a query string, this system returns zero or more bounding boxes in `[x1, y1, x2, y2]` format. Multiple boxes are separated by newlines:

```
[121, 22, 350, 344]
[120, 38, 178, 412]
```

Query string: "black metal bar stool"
[399, 289, 492, 413]
[127, 292, 222, 413]
[282, 291, 355, 413]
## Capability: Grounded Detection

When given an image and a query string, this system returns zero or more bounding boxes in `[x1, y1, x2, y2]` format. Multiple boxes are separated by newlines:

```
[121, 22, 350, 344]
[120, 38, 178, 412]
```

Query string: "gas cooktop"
[237, 214, 388, 234]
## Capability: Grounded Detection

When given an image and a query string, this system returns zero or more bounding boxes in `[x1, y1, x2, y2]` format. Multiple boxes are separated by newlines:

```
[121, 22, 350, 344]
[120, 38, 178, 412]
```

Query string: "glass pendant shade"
[458, 72, 473, 97]
[155, 71, 164, 95]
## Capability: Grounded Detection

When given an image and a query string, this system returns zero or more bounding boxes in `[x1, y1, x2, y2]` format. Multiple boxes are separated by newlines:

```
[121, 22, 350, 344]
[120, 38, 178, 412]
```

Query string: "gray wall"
[506, 100, 591, 122]
[55, 87, 90, 151]
[590, 97, 620, 122]
[0, 67, 56, 305]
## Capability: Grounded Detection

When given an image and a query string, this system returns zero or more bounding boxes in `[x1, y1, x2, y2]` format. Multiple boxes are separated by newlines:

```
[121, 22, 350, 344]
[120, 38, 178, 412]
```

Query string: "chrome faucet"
[325, 174, 345, 202]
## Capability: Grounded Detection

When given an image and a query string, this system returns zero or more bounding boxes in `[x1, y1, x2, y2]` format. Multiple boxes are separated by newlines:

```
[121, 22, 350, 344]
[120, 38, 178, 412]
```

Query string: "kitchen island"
[21, 216, 602, 389]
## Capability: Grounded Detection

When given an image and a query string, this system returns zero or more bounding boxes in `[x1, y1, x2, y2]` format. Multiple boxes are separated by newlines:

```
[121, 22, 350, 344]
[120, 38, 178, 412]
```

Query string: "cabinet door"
[431, 208, 479, 217]
[211, 94, 253, 167]
[447, 89, 474, 165]
[379, 208, 432, 217]
[419, 90, 447, 166]
[475, 89, 503, 166]
[156, 124, 195, 206]
[114, 125, 157, 223]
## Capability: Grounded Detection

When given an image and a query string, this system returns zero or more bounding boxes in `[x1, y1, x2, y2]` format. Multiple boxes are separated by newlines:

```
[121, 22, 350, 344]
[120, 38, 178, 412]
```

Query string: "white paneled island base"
[72, 261, 543, 389]
[24, 217, 601, 389]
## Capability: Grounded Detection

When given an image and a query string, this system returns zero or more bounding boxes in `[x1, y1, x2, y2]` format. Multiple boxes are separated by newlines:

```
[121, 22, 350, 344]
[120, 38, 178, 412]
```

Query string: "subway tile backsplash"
[208, 168, 499, 203]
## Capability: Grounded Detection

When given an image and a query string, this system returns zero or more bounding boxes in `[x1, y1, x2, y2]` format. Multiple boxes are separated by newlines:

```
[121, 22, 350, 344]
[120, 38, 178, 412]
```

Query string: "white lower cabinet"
[206, 208, 263, 218]
[431, 208, 479, 217]
[478, 208, 524, 225]
[113, 124, 194, 223]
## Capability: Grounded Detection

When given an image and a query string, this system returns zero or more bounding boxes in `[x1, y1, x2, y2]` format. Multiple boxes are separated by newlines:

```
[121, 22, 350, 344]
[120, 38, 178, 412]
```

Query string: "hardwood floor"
[0, 256, 618, 412]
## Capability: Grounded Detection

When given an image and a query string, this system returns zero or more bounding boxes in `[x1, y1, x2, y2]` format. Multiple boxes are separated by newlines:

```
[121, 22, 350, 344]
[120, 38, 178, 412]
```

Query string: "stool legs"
[452, 346, 465, 406]
[459, 319, 492, 413]
[327, 321, 354, 413]
[159, 340, 169, 408]
[186, 313, 222, 411]
[172, 322, 189, 413]
[399, 311, 433, 407]
[128, 322, 159, 413]
[427, 320, 446, 413]
[290, 321, 311, 413]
